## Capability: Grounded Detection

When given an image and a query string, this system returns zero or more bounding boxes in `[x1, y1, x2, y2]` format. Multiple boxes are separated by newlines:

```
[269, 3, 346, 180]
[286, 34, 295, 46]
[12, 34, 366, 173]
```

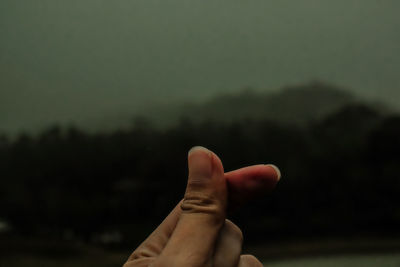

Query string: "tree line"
[0, 103, 399, 245]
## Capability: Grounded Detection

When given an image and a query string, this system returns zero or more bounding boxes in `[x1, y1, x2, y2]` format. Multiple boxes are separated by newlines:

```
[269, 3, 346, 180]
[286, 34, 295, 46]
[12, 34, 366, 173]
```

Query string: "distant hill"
[22, 82, 384, 136]
[141, 82, 364, 128]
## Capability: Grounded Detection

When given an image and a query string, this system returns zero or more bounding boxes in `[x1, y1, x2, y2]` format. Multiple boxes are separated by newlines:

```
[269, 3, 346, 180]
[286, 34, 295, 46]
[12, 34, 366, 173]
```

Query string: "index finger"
[226, 164, 281, 208]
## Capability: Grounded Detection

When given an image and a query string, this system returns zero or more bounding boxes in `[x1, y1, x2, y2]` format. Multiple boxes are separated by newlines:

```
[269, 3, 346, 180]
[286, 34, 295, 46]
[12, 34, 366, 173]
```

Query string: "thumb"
[158, 146, 227, 266]
[182, 146, 227, 219]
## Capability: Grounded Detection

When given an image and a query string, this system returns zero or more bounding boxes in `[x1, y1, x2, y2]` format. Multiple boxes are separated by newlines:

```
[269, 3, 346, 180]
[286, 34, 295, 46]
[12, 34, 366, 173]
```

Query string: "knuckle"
[129, 245, 158, 260]
[181, 193, 223, 216]
[130, 249, 149, 260]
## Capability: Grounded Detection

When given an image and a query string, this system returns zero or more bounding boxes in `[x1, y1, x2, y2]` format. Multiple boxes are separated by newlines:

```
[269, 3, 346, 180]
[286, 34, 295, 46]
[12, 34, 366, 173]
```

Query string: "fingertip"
[188, 146, 224, 176]
[266, 164, 281, 181]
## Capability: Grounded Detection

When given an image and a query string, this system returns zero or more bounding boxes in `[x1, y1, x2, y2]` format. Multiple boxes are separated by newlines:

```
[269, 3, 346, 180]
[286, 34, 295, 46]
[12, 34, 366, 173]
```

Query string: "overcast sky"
[1, 0, 399, 134]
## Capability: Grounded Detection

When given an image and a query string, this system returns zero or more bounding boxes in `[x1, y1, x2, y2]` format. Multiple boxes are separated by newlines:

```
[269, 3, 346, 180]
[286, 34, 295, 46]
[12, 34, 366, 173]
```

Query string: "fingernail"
[267, 164, 281, 181]
[188, 146, 213, 178]
[188, 146, 211, 156]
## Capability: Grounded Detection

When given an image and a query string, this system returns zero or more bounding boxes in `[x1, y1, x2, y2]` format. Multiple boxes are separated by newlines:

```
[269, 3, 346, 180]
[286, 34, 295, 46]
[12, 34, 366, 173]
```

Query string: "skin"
[124, 146, 281, 267]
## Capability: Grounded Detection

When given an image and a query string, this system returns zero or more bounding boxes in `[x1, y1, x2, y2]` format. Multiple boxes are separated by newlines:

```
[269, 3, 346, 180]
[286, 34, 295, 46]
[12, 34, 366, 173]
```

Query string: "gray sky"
[1, 0, 399, 134]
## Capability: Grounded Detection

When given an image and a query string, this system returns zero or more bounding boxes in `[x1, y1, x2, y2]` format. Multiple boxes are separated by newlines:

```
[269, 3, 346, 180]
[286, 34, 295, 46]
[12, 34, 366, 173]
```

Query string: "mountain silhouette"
[142, 82, 361, 127]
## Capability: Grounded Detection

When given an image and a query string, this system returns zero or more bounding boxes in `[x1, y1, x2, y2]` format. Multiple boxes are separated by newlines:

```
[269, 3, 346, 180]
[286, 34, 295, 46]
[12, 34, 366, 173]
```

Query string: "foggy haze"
[1, 0, 399, 134]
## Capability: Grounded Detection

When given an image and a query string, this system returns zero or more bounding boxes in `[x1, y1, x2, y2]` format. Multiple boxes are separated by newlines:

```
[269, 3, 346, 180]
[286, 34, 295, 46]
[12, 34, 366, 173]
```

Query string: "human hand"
[123, 146, 281, 267]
